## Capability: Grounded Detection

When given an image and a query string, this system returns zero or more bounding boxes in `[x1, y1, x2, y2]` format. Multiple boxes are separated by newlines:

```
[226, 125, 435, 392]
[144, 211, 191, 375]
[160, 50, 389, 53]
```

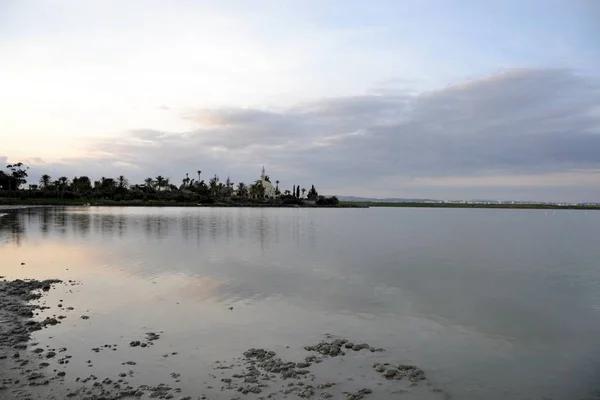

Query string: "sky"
[1, 0, 599, 202]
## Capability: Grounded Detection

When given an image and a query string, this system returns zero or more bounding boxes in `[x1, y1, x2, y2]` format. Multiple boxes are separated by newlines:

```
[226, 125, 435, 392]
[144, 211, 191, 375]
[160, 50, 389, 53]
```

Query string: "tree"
[117, 175, 129, 192]
[144, 177, 155, 193]
[293, 185, 296, 198]
[307, 185, 319, 201]
[6, 162, 29, 198]
[182, 173, 190, 189]
[237, 182, 248, 197]
[296, 185, 300, 199]
[39, 174, 52, 189]
[225, 176, 233, 189]
[209, 174, 220, 197]
[275, 180, 280, 196]
[155, 176, 165, 191]
[72, 176, 92, 193]
[57, 176, 69, 199]
[301, 188, 306, 198]
[250, 180, 265, 199]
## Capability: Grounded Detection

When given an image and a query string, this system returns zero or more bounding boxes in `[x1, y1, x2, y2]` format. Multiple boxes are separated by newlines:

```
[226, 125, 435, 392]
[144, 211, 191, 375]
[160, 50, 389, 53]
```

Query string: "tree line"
[0, 163, 338, 206]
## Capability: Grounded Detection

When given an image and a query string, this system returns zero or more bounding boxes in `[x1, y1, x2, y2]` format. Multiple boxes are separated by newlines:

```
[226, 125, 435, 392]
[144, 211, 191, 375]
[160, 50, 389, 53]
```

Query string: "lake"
[1, 206, 600, 399]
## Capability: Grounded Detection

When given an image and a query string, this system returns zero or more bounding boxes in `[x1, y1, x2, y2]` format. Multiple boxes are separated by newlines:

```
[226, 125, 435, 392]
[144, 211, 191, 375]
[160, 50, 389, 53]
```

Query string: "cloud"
[21, 68, 600, 201]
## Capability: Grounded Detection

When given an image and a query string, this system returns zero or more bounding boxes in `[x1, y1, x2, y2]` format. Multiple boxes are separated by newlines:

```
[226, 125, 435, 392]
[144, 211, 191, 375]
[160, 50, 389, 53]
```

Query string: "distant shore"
[2, 198, 599, 211]
[339, 201, 600, 210]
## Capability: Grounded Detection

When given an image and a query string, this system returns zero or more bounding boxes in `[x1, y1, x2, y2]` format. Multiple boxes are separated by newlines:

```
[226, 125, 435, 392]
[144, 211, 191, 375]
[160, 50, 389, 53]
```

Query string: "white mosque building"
[259, 166, 276, 199]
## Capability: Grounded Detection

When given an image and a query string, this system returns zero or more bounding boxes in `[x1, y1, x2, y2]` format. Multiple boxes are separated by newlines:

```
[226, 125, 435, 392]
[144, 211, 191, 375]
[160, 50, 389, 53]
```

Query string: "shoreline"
[3, 199, 600, 211]
[0, 200, 367, 209]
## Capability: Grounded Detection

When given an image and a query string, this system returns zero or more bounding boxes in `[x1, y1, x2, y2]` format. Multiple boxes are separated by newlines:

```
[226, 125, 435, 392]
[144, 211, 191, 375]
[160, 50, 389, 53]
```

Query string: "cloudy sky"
[1, 0, 599, 201]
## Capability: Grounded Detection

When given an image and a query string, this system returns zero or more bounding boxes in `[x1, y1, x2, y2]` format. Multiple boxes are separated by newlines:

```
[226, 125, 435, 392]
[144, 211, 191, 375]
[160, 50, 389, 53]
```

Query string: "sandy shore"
[0, 277, 447, 400]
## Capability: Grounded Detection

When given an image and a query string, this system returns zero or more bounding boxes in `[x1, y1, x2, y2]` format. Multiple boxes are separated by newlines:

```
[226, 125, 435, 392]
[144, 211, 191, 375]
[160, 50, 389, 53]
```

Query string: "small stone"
[81, 315, 89, 320]
[374, 364, 385, 373]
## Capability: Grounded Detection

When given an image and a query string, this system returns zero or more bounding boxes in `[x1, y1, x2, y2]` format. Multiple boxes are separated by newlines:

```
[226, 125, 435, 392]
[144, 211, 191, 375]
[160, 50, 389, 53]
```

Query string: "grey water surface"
[2, 206, 600, 399]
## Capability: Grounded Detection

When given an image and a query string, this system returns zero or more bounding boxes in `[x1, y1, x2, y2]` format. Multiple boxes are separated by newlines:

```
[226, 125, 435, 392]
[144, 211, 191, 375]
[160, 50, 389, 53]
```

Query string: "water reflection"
[3, 207, 600, 400]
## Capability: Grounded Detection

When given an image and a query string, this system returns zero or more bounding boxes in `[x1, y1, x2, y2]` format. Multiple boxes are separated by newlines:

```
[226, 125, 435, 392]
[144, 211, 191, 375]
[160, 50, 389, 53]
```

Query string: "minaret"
[261, 166, 266, 181]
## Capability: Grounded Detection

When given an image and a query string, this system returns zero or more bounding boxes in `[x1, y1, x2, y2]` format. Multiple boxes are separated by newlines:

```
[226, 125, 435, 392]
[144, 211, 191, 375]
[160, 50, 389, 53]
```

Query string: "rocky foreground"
[0, 277, 448, 400]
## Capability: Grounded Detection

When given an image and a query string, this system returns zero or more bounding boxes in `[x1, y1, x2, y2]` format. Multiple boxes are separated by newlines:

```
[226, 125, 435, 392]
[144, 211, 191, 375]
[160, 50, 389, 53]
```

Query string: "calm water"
[2, 206, 600, 399]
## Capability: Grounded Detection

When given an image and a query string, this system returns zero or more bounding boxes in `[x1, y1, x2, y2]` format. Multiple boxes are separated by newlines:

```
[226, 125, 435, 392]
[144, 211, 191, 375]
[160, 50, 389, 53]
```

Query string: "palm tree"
[250, 180, 265, 199]
[155, 175, 165, 191]
[163, 177, 170, 191]
[237, 182, 248, 197]
[275, 180, 280, 196]
[144, 177, 154, 193]
[58, 176, 69, 199]
[197, 170, 202, 184]
[301, 188, 306, 198]
[39, 174, 51, 189]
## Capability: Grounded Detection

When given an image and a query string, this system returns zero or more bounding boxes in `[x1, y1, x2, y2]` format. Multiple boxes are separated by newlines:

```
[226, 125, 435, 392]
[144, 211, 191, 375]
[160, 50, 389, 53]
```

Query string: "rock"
[57, 371, 66, 377]
[32, 348, 44, 354]
[408, 369, 426, 382]
[130, 341, 141, 347]
[384, 369, 396, 378]
[397, 364, 417, 371]
[344, 342, 354, 349]
[374, 364, 385, 373]
[81, 315, 90, 320]
[146, 332, 160, 341]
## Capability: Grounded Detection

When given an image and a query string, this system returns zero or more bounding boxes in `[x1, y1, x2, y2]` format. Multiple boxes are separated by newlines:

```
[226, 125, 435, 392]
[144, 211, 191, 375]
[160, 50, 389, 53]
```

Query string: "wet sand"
[0, 277, 448, 400]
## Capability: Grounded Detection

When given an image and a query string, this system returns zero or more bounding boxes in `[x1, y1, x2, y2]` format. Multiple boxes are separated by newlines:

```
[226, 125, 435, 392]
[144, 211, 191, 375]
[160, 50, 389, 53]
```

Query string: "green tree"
[307, 185, 319, 201]
[39, 174, 52, 189]
[117, 175, 129, 189]
[237, 182, 248, 197]
[155, 176, 165, 191]
[250, 180, 265, 199]
[209, 174, 220, 197]
[301, 188, 306, 198]
[57, 176, 69, 199]
[275, 180, 280, 196]
[144, 177, 155, 193]
[72, 176, 92, 193]
[5, 162, 29, 198]
[296, 185, 300, 198]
